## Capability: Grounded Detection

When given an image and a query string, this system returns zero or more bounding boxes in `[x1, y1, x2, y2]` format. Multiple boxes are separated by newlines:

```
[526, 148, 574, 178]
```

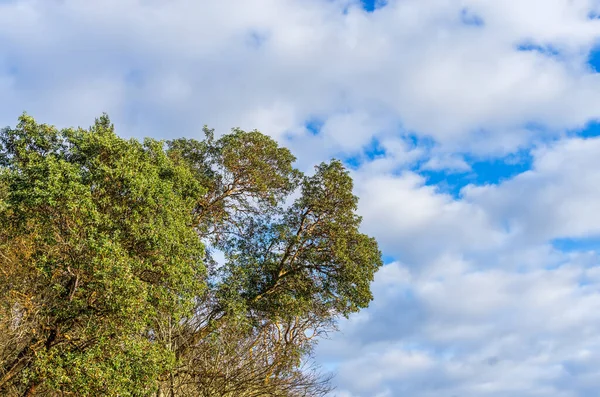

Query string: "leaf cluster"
[0, 115, 382, 396]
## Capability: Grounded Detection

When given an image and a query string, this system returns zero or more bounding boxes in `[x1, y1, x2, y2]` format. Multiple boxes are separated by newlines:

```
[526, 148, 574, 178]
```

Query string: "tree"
[0, 115, 205, 396]
[0, 116, 382, 396]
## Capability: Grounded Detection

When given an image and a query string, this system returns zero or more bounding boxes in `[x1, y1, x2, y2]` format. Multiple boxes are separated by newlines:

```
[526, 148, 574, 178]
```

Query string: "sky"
[2, 0, 600, 395]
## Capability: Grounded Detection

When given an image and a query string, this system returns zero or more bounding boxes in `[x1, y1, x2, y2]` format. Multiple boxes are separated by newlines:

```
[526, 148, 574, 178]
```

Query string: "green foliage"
[0, 114, 204, 395]
[214, 159, 381, 320]
[0, 114, 382, 396]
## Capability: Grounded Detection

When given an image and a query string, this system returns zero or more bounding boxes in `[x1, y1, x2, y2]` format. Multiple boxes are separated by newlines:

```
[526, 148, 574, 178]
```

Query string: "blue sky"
[360, 0, 386, 12]
[3, 0, 600, 396]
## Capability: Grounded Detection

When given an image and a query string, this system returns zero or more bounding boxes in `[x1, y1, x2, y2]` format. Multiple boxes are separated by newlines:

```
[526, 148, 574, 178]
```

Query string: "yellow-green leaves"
[1, 115, 382, 396]
[0, 114, 205, 396]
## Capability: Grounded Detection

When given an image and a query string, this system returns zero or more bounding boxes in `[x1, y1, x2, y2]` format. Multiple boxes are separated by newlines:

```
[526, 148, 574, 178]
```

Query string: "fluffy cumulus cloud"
[3, 0, 600, 152]
[3, 0, 600, 395]
[322, 137, 600, 396]
[319, 251, 600, 396]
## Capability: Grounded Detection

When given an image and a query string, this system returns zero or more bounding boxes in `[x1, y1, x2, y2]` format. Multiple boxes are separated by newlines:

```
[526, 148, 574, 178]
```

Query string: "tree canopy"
[0, 114, 382, 396]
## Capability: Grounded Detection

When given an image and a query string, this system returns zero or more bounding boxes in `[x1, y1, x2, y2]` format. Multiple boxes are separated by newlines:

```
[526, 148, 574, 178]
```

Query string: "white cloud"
[353, 170, 505, 262]
[464, 136, 600, 243]
[1, 0, 600, 155]
[420, 153, 471, 172]
[318, 136, 600, 396]
[319, 251, 600, 396]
